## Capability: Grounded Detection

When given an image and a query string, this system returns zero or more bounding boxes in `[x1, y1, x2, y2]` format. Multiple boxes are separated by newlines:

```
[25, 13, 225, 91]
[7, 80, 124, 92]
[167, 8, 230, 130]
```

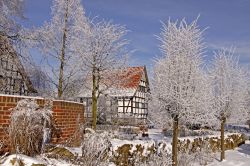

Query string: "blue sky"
[23, 0, 250, 70]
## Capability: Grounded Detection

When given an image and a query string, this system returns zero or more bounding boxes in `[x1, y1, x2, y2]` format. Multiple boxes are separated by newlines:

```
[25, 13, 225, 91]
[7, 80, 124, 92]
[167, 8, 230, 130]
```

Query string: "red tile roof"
[79, 66, 146, 97]
[119, 66, 145, 89]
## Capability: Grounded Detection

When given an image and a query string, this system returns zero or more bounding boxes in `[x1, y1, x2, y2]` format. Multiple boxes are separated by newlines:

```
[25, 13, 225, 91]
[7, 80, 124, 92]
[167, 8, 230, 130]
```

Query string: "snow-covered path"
[209, 141, 250, 166]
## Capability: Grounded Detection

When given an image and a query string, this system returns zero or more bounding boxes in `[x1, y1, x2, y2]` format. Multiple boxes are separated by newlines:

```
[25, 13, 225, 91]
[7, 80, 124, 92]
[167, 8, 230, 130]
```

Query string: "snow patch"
[2, 154, 46, 166]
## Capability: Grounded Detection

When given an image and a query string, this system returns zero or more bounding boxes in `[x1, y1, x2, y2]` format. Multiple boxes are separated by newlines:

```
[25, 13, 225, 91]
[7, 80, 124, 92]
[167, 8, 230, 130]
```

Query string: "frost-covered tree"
[0, 0, 25, 38]
[210, 49, 248, 161]
[26, 64, 53, 97]
[0, 0, 34, 68]
[74, 20, 129, 130]
[152, 18, 212, 166]
[32, 0, 88, 98]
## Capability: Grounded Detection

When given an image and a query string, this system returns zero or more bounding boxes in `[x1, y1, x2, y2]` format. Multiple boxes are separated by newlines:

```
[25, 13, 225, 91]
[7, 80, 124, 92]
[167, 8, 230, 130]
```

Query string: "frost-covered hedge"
[178, 133, 246, 153]
[110, 139, 173, 166]
[110, 133, 246, 166]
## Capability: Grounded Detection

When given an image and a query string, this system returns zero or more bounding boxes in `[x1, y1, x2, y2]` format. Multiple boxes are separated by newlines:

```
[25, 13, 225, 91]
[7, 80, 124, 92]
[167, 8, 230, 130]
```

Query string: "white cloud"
[208, 41, 250, 60]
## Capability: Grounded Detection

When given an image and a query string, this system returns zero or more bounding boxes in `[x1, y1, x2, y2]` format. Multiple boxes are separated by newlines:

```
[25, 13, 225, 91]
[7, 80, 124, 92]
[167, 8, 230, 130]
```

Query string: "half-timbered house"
[0, 34, 37, 95]
[77, 66, 150, 121]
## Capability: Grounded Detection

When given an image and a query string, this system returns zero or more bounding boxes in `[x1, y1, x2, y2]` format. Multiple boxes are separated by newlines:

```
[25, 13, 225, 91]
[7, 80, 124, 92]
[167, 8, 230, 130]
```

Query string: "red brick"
[53, 109, 63, 113]
[0, 119, 7, 124]
[2, 97, 6, 102]
[4, 106, 13, 110]
[6, 103, 16, 107]
[3, 115, 10, 119]
[0, 95, 84, 149]
[4, 111, 11, 116]
[0, 103, 6, 106]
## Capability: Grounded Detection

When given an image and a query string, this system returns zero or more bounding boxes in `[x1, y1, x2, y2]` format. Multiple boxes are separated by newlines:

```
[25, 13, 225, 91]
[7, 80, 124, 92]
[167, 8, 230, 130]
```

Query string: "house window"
[135, 102, 139, 108]
[87, 99, 92, 105]
[141, 103, 145, 109]
[139, 86, 146, 92]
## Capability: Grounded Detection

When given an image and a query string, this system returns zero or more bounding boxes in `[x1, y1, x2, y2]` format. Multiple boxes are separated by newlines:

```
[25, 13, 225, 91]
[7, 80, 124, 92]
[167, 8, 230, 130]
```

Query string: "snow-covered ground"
[1, 154, 75, 166]
[148, 128, 250, 166]
[1, 127, 250, 166]
[148, 128, 240, 141]
[209, 140, 250, 166]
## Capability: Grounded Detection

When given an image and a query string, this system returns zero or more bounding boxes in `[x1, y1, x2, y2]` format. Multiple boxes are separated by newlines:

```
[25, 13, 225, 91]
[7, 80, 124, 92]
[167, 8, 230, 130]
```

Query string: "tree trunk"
[92, 68, 97, 130]
[220, 118, 226, 161]
[58, 44, 65, 98]
[172, 118, 179, 166]
[58, 0, 69, 98]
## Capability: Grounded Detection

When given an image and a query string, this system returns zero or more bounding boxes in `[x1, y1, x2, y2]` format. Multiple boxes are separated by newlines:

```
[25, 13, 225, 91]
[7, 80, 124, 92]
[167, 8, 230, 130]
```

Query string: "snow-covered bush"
[44, 145, 76, 163]
[178, 140, 214, 166]
[111, 139, 171, 166]
[9, 99, 52, 156]
[134, 146, 172, 166]
[80, 131, 112, 166]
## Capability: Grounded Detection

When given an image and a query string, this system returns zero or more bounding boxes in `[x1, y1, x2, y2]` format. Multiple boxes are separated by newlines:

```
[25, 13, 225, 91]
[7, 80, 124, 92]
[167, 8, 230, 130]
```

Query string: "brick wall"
[52, 100, 84, 143]
[0, 94, 84, 146]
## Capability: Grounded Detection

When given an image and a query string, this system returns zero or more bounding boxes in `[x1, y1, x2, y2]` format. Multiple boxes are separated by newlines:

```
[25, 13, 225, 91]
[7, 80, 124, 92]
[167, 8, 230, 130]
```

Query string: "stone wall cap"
[0, 94, 44, 100]
[53, 99, 84, 105]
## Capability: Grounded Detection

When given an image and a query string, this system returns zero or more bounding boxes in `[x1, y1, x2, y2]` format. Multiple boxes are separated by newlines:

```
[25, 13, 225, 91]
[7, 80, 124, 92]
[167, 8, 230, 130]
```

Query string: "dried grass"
[8, 99, 52, 156]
